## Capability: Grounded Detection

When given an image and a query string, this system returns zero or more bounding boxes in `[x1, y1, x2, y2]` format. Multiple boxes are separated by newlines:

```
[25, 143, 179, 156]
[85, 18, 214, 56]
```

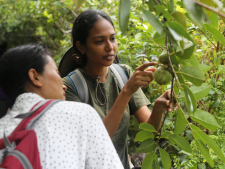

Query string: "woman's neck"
[84, 64, 109, 83]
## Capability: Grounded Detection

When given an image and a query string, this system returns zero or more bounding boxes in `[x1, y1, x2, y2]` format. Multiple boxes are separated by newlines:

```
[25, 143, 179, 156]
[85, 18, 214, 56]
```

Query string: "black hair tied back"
[0, 44, 50, 116]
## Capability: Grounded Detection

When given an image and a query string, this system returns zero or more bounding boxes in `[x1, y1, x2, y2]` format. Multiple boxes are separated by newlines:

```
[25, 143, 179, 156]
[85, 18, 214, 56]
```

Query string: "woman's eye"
[111, 37, 116, 41]
[95, 40, 103, 44]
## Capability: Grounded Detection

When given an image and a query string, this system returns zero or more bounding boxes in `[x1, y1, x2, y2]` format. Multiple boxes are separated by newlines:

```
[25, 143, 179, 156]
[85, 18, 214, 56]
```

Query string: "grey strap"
[109, 64, 128, 89]
[7, 150, 33, 169]
[69, 69, 89, 103]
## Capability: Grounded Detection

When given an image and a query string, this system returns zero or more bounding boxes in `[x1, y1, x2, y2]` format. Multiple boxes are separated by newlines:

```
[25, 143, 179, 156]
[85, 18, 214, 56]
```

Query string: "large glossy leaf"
[153, 32, 165, 45]
[195, 139, 214, 167]
[175, 43, 195, 60]
[139, 123, 156, 132]
[182, 85, 197, 114]
[205, 24, 225, 45]
[119, 0, 130, 35]
[190, 124, 225, 163]
[134, 131, 154, 142]
[183, 0, 205, 29]
[136, 138, 157, 153]
[166, 132, 192, 153]
[159, 148, 171, 169]
[167, 22, 194, 43]
[143, 10, 164, 35]
[141, 152, 154, 169]
[174, 109, 186, 135]
[177, 66, 205, 86]
[171, 11, 187, 29]
[180, 84, 212, 101]
[199, 64, 212, 74]
[190, 109, 220, 130]
[209, 12, 218, 30]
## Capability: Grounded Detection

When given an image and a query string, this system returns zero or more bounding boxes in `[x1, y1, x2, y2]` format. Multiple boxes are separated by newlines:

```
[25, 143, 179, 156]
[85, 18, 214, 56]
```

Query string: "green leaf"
[152, 154, 160, 169]
[209, 12, 218, 30]
[180, 84, 212, 101]
[167, 22, 194, 43]
[171, 11, 187, 30]
[212, 98, 220, 107]
[183, 0, 205, 29]
[169, 0, 174, 13]
[159, 148, 171, 169]
[119, 0, 130, 35]
[190, 124, 225, 163]
[139, 123, 156, 132]
[155, 5, 172, 21]
[148, 0, 156, 12]
[199, 64, 212, 74]
[177, 66, 205, 86]
[190, 109, 220, 130]
[153, 32, 165, 45]
[214, 56, 221, 67]
[174, 66, 185, 84]
[141, 152, 154, 169]
[188, 55, 199, 67]
[195, 139, 214, 167]
[136, 138, 157, 153]
[143, 10, 164, 35]
[175, 109, 186, 135]
[134, 131, 154, 142]
[182, 85, 197, 114]
[205, 24, 225, 45]
[73, 0, 86, 8]
[175, 43, 195, 60]
[166, 132, 192, 153]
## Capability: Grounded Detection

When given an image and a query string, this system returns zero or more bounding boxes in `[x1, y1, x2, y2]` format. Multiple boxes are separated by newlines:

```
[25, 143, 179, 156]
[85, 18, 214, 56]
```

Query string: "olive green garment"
[62, 64, 151, 169]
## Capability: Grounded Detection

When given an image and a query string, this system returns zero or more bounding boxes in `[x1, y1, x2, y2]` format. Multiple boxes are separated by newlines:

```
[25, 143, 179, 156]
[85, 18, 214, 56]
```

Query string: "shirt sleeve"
[119, 64, 151, 115]
[31, 101, 124, 169]
[62, 77, 81, 102]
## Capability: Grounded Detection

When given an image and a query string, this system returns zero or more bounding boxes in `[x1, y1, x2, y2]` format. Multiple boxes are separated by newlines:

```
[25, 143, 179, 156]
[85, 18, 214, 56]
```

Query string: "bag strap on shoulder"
[67, 64, 129, 104]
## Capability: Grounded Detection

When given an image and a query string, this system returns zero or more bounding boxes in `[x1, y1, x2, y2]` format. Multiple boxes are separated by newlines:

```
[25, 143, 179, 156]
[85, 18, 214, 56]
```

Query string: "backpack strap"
[66, 70, 89, 103]
[66, 64, 129, 103]
[109, 64, 129, 89]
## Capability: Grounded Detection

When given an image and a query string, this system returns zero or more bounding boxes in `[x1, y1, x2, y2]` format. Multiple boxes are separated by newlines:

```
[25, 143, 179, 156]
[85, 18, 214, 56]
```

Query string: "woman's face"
[40, 56, 67, 100]
[81, 18, 118, 67]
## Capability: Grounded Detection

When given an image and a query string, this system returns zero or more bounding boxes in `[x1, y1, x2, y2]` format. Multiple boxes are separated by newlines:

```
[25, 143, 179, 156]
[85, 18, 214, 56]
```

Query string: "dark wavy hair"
[72, 9, 114, 67]
[0, 44, 49, 116]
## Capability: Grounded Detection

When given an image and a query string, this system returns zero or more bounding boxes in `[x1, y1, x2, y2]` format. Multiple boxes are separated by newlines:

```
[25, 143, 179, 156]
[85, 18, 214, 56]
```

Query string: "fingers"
[145, 67, 156, 72]
[135, 62, 157, 71]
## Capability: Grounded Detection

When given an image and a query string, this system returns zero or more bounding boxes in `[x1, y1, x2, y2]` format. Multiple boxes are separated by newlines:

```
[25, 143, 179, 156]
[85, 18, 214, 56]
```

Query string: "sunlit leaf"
[152, 154, 160, 169]
[119, 0, 130, 35]
[199, 64, 212, 74]
[205, 24, 225, 45]
[195, 139, 214, 167]
[188, 55, 199, 67]
[141, 152, 154, 169]
[209, 12, 218, 30]
[143, 10, 164, 35]
[177, 66, 205, 86]
[190, 109, 220, 130]
[153, 32, 165, 45]
[139, 123, 156, 132]
[134, 131, 154, 142]
[171, 11, 187, 30]
[182, 84, 197, 114]
[155, 5, 172, 21]
[73, 0, 86, 8]
[136, 138, 157, 153]
[159, 148, 171, 169]
[190, 124, 225, 163]
[214, 56, 221, 67]
[175, 43, 195, 60]
[175, 109, 186, 135]
[166, 132, 192, 153]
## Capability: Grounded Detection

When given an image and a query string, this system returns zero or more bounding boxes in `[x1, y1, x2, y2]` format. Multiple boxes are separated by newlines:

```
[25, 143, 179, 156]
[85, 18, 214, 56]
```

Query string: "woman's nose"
[63, 84, 67, 91]
[106, 41, 113, 51]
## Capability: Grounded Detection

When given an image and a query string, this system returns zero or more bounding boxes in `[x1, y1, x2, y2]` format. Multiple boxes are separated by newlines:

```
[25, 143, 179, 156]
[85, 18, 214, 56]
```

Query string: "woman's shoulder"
[117, 64, 133, 77]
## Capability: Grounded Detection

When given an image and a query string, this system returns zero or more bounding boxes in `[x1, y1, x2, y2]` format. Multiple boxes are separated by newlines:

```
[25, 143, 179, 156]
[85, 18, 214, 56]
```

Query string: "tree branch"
[194, 0, 225, 18]
[199, 29, 217, 48]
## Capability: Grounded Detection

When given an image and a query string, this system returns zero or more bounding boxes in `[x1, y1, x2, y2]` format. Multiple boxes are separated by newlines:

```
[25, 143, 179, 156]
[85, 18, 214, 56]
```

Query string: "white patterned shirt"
[0, 93, 124, 169]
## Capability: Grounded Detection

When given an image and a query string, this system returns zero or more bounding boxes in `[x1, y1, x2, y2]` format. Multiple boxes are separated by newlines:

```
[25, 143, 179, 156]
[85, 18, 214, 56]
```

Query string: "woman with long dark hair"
[60, 9, 176, 169]
[0, 44, 124, 169]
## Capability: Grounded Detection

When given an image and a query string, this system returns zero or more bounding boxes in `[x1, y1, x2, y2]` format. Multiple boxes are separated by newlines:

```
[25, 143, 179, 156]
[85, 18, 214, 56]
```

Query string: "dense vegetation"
[1, 0, 225, 168]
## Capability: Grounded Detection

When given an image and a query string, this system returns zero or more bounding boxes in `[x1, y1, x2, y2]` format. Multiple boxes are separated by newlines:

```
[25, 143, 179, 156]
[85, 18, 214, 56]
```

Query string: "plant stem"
[199, 29, 217, 48]
[194, 0, 225, 18]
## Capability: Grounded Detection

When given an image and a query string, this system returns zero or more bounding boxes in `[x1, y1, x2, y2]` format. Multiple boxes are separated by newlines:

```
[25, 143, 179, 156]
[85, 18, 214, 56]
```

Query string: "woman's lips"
[104, 55, 114, 60]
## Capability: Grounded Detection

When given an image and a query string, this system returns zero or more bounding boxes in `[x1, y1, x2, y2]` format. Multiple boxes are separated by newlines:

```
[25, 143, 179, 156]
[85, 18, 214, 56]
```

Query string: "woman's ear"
[76, 41, 86, 55]
[28, 69, 43, 87]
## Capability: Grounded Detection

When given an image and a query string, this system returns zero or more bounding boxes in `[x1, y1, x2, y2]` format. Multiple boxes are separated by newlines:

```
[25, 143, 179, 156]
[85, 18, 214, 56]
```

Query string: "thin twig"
[200, 100, 207, 111]
[67, 8, 78, 17]
[154, 0, 160, 5]
[158, 111, 170, 140]
[60, 10, 70, 27]
[194, 0, 225, 18]
[142, 0, 145, 9]
[165, 35, 181, 88]
[199, 29, 217, 48]
[216, 41, 220, 53]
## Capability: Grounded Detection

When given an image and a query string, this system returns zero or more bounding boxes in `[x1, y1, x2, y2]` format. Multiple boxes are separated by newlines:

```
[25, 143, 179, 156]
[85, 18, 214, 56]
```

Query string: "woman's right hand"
[122, 62, 157, 96]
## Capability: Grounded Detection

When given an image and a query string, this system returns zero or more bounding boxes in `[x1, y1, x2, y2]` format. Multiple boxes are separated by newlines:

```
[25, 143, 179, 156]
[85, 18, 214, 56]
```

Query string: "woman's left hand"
[153, 89, 178, 114]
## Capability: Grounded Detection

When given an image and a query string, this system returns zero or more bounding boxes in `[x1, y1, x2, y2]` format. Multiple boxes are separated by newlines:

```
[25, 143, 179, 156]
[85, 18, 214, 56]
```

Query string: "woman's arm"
[102, 62, 157, 138]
